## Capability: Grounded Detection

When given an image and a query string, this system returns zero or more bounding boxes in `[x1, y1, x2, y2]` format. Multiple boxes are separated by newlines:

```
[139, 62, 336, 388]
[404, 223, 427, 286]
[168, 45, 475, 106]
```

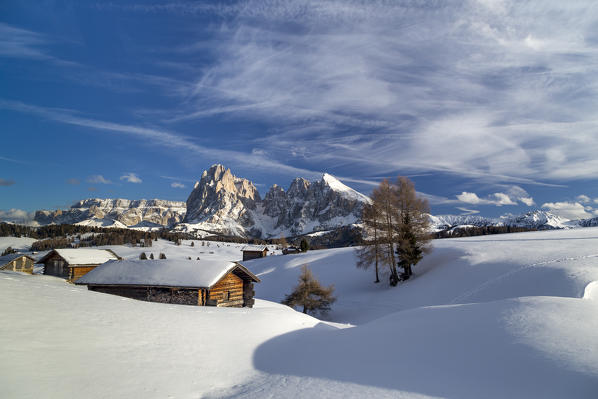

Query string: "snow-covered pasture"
[0, 236, 37, 253]
[99, 239, 281, 262]
[248, 228, 598, 324]
[1, 228, 598, 398]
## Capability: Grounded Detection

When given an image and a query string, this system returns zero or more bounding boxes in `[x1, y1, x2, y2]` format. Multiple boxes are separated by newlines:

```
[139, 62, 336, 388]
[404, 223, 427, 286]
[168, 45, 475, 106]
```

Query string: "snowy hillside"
[2, 228, 598, 398]
[0, 236, 37, 253]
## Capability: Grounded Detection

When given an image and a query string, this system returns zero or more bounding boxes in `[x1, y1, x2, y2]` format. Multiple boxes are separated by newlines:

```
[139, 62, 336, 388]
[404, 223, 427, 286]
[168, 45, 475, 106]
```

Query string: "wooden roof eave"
[231, 262, 261, 283]
[37, 249, 60, 264]
[76, 282, 210, 289]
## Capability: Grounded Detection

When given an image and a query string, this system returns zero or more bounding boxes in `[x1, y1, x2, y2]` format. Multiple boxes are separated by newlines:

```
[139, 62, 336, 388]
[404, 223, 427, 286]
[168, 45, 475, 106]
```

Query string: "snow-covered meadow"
[1, 228, 598, 398]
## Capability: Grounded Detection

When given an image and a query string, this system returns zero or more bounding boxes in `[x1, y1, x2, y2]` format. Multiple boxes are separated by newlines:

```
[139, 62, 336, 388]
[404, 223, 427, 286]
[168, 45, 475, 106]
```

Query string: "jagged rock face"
[182, 165, 370, 238]
[267, 175, 370, 235]
[34, 199, 186, 228]
[183, 165, 261, 233]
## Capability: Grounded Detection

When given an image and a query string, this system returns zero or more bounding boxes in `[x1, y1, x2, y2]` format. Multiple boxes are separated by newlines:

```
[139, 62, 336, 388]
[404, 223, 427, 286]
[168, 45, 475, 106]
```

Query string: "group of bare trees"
[356, 176, 431, 286]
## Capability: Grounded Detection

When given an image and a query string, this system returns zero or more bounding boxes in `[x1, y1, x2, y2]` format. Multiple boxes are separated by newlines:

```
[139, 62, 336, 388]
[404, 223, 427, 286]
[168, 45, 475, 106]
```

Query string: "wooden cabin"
[76, 259, 260, 308]
[39, 248, 121, 282]
[0, 254, 35, 274]
[241, 245, 269, 261]
[282, 246, 301, 255]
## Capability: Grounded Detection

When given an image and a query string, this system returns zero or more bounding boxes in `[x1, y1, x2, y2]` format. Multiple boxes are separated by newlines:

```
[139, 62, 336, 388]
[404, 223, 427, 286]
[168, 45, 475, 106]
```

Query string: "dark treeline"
[1, 223, 194, 251]
[434, 225, 536, 239]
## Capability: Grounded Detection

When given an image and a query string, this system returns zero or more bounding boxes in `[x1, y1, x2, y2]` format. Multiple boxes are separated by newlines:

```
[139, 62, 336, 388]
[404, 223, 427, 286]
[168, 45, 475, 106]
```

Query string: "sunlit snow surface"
[2, 228, 598, 398]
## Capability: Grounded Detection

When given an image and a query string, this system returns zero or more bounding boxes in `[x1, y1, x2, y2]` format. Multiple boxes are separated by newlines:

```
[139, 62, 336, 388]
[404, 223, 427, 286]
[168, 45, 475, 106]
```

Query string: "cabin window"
[223, 291, 230, 301]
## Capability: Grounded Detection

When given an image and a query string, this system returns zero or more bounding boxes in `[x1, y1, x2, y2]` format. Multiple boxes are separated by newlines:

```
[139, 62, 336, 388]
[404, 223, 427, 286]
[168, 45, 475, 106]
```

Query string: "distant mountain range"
[32, 164, 369, 238]
[28, 164, 598, 237]
[429, 210, 576, 232]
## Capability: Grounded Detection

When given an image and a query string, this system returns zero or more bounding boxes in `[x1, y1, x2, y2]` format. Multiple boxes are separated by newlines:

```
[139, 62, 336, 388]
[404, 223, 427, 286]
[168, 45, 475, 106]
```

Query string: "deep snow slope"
[248, 227, 598, 324]
[2, 228, 598, 398]
[0, 273, 323, 399]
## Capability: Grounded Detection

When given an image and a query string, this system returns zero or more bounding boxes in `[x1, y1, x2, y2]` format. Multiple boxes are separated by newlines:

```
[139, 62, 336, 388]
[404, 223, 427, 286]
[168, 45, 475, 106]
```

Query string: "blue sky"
[2, 0, 598, 222]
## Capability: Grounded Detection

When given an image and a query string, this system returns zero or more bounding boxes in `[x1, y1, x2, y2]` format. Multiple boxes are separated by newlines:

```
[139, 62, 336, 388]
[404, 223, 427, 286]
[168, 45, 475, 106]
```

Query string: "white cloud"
[120, 173, 142, 184]
[87, 175, 112, 184]
[541, 201, 593, 220]
[0, 208, 34, 224]
[576, 194, 591, 204]
[457, 192, 484, 204]
[457, 191, 516, 206]
[456, 185, 535, 206]
[167, 0, 598, 185]
[0, 99, 323, 180]
[171, 182, 186, 188]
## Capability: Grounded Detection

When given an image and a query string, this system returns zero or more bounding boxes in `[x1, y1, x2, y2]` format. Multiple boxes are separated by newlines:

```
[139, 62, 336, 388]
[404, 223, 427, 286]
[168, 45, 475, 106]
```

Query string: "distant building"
[76, 259, 260, 308]
[0, 254, 35, 274]
[282, 246, 301, 255]
[241, 245, 269, 261]
[39, 248, 121, 282]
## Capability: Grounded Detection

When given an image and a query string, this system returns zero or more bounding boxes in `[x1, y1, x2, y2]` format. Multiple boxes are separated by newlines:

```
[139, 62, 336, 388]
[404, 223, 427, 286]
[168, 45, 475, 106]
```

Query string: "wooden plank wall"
[209, 273, 244, 307]
[42, 253, 69, 278]
[2, 257, 34, 273]
[69, 266, 98, 282]
[242, 251, 265, 261]
[89, 286, 200, 305]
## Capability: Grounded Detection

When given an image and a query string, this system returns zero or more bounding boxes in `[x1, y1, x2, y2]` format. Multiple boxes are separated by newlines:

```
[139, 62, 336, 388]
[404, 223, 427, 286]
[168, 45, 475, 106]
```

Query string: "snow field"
[1, 228, 598, 398]
[0, 273, 321, 399]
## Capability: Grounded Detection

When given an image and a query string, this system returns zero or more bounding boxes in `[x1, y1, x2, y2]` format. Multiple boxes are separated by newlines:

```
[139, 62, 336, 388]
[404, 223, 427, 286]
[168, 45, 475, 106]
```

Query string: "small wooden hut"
[282, 246, 301, 255]
[241, 245, 269, 261]
[76, 259, 260, 308]
[39, 248, 121, 282]
[0, 254, 36, 274]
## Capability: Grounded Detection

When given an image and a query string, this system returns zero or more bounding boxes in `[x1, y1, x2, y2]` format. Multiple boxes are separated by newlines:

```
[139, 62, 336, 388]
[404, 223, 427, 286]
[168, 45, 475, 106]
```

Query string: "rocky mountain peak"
[180, 165, 370, 238]
[288, 177, 310, 198]
[183, 165, 260, 226]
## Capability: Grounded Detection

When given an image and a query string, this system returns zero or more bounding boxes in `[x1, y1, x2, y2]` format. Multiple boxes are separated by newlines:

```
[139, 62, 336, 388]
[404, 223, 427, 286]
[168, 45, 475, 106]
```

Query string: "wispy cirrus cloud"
[171, 182, 186, 188]
[0, 98, 324, 180]
[159, 0, 598, 186]
[456, 207, 481, 216]
[0, 22, 78, 66]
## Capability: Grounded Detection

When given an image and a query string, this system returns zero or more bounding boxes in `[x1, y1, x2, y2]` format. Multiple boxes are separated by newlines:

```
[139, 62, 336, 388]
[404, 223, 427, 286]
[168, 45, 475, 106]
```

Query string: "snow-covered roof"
[0, 253, 35, 266]
[39, 248, 120, 266]
[76, 259, 260, 288]
[241, 245, 269, 252]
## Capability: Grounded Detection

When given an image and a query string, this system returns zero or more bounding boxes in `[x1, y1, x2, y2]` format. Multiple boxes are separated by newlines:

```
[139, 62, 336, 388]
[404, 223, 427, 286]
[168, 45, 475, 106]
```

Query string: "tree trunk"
[374, 224, 380, 283]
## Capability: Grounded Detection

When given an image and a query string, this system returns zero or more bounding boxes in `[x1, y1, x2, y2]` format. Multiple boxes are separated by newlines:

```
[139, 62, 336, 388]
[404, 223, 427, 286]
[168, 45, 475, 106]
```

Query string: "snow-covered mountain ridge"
[26, 165, 595, 237]
[34, 198, 186, 229]
[430, 210, 578, 231]
[179, 164, 370, 238]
